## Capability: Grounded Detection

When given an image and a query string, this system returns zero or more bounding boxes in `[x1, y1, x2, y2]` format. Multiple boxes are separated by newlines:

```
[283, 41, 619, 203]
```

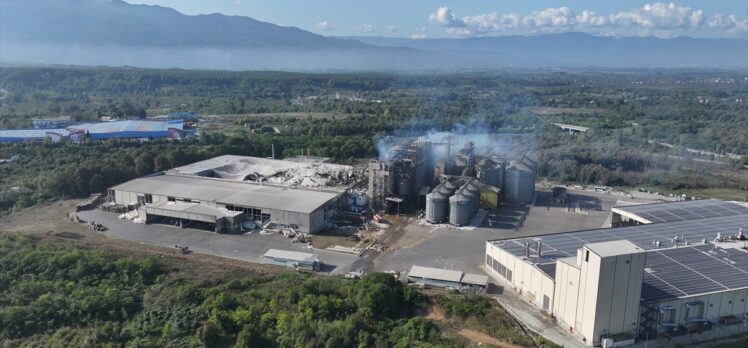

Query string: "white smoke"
[376, 118, 534, 162]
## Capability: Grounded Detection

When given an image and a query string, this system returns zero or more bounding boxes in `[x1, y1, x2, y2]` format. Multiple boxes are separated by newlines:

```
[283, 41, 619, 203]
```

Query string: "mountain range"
[1, 0, 746, 71]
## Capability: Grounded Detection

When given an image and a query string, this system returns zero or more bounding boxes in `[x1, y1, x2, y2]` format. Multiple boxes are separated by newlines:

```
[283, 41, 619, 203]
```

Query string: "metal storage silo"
[449, 193, 472, 226]
[465, 181, 481, 213]
[476, 159, 503, 188]
[503, 159, 536, 204]
[426, 191, 449, 223]
[442, 180, 457, 193]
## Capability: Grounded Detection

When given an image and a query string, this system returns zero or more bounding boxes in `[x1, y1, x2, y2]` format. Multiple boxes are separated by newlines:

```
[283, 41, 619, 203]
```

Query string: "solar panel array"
[491, 214, 748, 302]
[614, 200, 748, 223]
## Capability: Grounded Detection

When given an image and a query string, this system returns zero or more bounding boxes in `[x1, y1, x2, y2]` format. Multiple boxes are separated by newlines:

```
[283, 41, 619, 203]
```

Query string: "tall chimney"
[271, 144, 275, 159]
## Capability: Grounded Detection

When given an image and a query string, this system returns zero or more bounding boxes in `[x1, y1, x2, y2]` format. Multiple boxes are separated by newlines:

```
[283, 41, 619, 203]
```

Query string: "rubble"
[166, 155, 365, 191]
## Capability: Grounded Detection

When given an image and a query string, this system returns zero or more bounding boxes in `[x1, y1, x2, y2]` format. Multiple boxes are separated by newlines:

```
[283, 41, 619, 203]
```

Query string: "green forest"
[0, 233, 547, 348]
[0, 66, 746, 212]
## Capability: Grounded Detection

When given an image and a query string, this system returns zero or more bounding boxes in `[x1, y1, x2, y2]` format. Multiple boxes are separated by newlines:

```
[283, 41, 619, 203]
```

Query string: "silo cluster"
[425, 180, 455, 223]
[426, 178, 481, 226]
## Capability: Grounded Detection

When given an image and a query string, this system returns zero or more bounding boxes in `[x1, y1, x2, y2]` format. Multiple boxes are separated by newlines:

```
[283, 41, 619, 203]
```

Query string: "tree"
[134, 153, 155, 176]
[89, 174, 105, 194]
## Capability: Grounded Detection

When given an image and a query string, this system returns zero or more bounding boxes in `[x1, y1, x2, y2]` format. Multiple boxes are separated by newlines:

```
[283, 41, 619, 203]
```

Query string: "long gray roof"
[112, 174, 340, 214]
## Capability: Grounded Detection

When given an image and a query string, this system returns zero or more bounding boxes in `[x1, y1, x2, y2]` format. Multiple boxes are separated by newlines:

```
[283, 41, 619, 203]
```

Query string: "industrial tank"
[449, 193, 472, 226]
[476, 160, 503, 188]
[503, 159, 536, 204]
[465, 180, 482, 212]
[426, 191, 449, 223]
[441, 179, 457, 193]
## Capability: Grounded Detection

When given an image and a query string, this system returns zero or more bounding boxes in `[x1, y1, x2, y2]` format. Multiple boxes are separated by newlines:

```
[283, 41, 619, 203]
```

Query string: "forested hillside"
[0, 233, 544, 347]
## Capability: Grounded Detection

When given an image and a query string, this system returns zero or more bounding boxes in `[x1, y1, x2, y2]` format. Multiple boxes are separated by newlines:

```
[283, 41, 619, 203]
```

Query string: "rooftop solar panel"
[613, 200, 748, 224]
[490, 214, 748, 302]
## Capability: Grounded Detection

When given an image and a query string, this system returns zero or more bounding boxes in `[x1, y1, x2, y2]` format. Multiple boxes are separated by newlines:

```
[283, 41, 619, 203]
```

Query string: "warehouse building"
[486, 205, 748, 346]
[0, 119, 186, 143]
[110, 173, 343, 233]
[407, 265, 488, 292]
[0, 128, 69, 142]
[68, 119, 184, 140]
[262, 249, 320, 271]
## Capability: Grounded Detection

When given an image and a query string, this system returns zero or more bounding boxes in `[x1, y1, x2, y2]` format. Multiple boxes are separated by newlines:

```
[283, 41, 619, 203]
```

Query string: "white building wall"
[485, 242, 554, 312]
[652, 289, 748, 324]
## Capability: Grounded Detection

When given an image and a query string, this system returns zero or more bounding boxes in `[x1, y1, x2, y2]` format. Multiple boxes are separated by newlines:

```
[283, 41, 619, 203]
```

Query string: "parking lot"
[77, 209, 358, 274]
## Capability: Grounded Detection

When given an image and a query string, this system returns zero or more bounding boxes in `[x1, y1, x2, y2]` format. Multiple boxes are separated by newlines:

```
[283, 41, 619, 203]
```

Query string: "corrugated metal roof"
[146, 201, 242, 218]
[112, 174, 340, 214]
[263, 249, 319, 262]
[0, 129, 70, 138]
[69, 120, 183, 133]
[408, 265, 463, 283]
[461, 273, 489, 286]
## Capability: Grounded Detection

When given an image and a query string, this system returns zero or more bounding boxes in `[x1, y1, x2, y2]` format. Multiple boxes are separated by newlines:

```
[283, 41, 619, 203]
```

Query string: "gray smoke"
[376, 118, 535, 162]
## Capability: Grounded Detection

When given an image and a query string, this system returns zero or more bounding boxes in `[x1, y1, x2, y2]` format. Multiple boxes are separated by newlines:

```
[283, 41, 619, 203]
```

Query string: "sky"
[125, 1, 748, 39]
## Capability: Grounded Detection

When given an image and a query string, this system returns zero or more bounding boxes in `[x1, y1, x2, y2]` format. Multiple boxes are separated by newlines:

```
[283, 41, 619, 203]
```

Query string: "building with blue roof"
[0, 129, 70, 142]
[69, 120, 184, 140]
[0, 120, 185, 142]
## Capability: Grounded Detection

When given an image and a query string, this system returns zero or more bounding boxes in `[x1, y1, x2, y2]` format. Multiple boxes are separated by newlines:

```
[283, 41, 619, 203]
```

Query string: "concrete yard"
[77, 209, 358, 274]
[370, 187, 633, 277]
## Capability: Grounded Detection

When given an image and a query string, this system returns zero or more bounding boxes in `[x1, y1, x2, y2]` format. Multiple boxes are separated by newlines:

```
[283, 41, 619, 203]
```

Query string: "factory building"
[0, 128, 69, 142]
[0, 119, 186, 143]
[368, 139, 434, 213]
[485, 201, 748, 346]
[111, 174, 342, 234]
[68, 119, 185, 140]
[262, 249, 321, 271]
[369, 137, 535, 217]
[108, 155, 361, 234]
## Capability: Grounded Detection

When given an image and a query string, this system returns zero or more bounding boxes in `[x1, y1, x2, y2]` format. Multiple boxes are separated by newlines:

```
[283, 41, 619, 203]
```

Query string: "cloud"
[410, 26, 428, 39]
[429, 7, 465, 28]
[315, 21, 332, 31]
[383, 25, 398, 33]
[355, 24, 375, 33]
[428, 2, 747, 37]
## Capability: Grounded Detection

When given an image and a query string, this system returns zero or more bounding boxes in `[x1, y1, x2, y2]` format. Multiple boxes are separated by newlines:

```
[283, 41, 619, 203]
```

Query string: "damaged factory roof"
[112, 174, 341, 214]
[165, 155, 359, 191]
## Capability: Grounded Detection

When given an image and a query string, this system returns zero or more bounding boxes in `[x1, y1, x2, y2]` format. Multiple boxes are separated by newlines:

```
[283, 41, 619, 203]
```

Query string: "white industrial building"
[486, 200, 748, 347]
[109, 156, 350, 233]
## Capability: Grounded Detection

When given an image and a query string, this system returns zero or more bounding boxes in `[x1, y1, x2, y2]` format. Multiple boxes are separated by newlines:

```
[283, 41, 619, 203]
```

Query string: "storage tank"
[503, 159, 536, 204]
[449, 193, 472, 226]
[426, 191, 449, 223]
[476, 159, 503, 188]
[441, 180, 457, 193]
[465, 180, 481, 212]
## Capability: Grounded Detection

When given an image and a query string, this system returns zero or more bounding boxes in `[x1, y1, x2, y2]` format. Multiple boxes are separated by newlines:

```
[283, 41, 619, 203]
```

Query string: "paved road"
[78, 209, 358, 274]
